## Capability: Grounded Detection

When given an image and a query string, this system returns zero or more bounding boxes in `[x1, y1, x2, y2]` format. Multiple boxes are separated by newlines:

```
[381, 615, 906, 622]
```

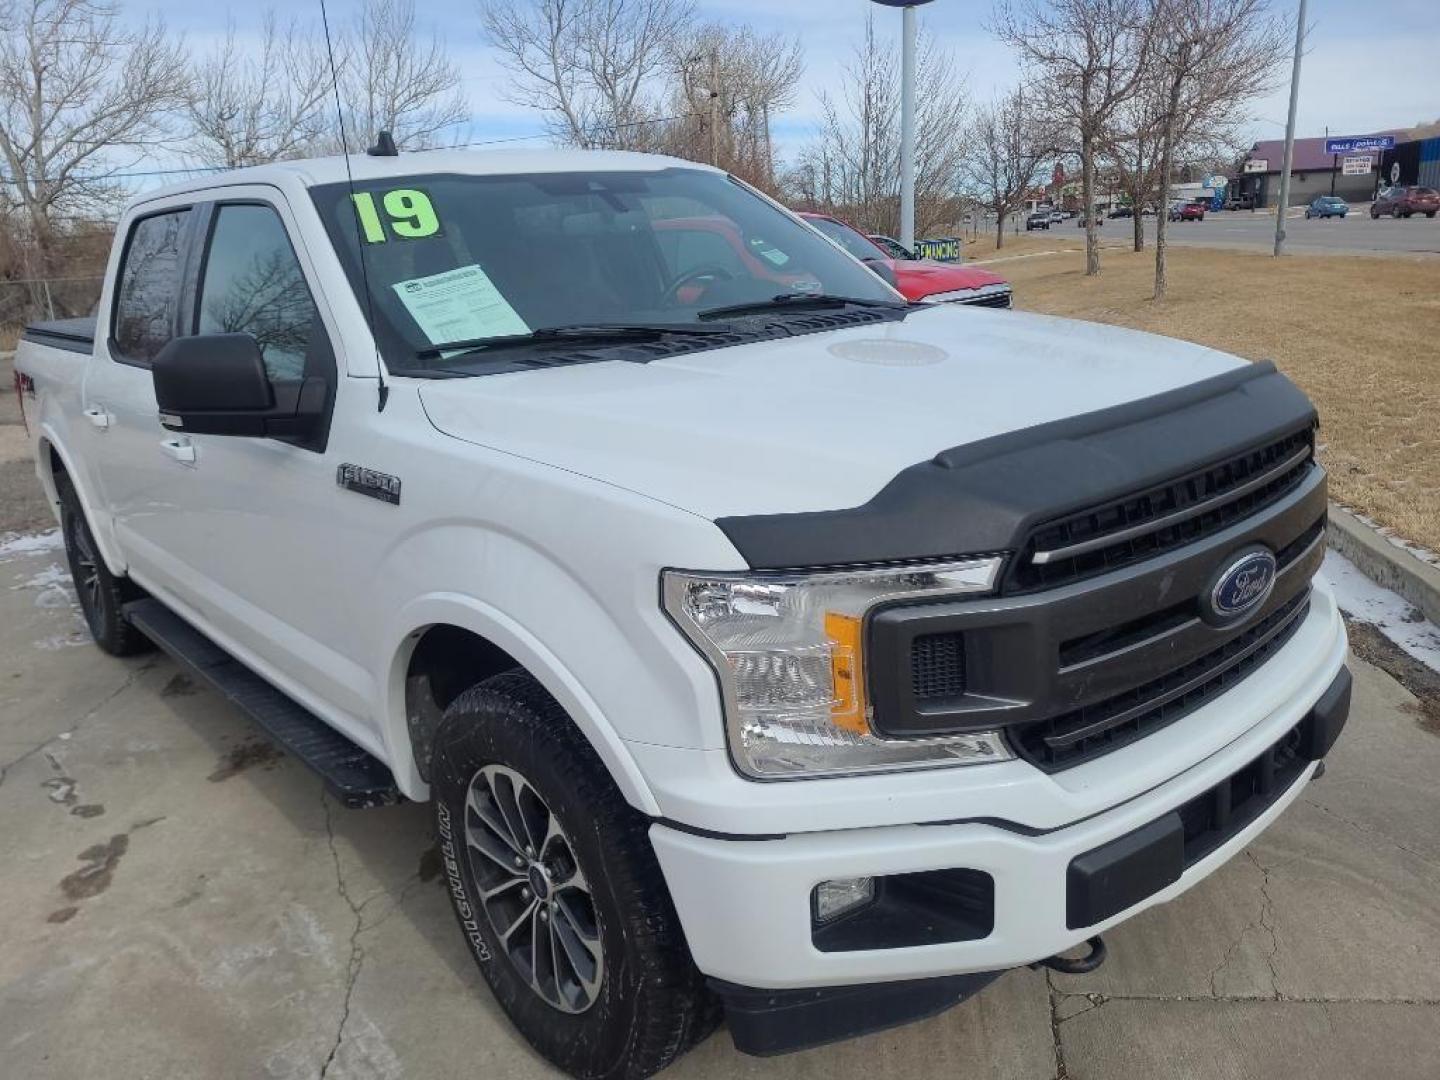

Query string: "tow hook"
[1032, 935, 1107, 975]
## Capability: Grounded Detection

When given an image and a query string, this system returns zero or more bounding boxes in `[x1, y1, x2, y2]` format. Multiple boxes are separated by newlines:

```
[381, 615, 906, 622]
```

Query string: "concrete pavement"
[2, 523, 1438, 1079]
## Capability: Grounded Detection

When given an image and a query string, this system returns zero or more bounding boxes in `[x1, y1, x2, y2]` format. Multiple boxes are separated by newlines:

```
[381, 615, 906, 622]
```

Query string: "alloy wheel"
[463, 764, 605, 1013]
[71, 520, 103, 633]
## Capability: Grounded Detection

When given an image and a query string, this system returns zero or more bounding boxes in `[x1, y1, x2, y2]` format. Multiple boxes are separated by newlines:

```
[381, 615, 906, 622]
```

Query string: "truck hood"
[890, 259, 1008, 300]
[417, 305, 1247, 520]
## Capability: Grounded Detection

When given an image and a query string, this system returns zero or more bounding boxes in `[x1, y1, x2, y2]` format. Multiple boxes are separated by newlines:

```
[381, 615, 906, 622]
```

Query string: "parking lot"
[3, 359, 1439, 1078]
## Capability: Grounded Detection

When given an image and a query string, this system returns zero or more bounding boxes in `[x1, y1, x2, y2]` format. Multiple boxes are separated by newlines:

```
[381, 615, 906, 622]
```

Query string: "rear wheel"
[431, 672, 717, 1079]
[57, 479, 151, 656]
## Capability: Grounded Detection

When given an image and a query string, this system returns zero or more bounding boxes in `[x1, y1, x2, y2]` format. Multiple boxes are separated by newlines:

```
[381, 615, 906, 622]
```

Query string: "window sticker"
[392, 264, 529, 345]
[350, 188, 442, 243]
[749, 237, 791, 267]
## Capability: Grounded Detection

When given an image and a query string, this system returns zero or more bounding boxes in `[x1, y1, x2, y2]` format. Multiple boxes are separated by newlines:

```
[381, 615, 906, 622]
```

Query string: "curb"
[1326, 502, 1440, 626]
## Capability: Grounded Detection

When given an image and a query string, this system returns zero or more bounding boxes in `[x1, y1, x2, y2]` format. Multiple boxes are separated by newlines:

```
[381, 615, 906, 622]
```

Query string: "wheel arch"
[383, 595, 662, 817]
[37, 429, 127, 575]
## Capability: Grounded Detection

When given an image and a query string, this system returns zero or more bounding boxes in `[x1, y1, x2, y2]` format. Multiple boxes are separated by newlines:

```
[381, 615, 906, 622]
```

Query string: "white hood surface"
[417, 305, 1248, 520]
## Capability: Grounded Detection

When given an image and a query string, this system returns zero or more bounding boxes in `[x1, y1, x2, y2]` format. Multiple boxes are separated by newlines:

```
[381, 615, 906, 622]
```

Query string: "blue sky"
[142, 0, 1440, 162]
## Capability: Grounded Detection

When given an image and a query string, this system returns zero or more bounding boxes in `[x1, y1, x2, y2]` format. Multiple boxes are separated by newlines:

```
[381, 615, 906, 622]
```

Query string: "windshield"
[802, 215, 887, 261]
[311, 168, 896, 371]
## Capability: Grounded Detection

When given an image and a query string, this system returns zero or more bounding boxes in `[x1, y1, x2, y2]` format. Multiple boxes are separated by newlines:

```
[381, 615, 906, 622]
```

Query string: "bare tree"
[790, 15, 969, 239]
[0, 0, 186, 270]
[660, 22, 802, 189]
[994, 0, 1154, 275]
[183, 14, 336, 168]
[1148, 0, 1287, 298]
[480, 0, 692, 149]
[340, 0, 467, 150]
[961, 86, 1058, 249]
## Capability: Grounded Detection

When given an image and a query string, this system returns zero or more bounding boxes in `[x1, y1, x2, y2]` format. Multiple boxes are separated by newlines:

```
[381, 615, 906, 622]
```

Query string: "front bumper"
[651, 607, 1348, 993]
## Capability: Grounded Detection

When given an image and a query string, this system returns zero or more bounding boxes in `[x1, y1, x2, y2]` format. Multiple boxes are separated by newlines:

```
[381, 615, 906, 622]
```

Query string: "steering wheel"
[663, 264, 736, 305]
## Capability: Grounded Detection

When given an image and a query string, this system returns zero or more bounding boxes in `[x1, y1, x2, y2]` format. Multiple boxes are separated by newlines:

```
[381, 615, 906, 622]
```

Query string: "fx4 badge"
[337, 463, 401, 505]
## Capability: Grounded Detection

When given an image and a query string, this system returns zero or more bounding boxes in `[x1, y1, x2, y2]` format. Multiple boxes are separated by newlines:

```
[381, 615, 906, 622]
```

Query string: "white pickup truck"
[16, 149, 1349, 1078]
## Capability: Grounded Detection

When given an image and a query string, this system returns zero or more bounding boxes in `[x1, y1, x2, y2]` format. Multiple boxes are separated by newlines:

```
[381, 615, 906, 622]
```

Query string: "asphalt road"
[1096, 209, 1440, 257]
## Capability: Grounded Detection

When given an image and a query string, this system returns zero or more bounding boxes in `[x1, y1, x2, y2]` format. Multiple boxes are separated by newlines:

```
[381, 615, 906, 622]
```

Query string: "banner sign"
[1342, 155, 1373, 176]
[1324, 136, 1395, 154]
[914, 237, 962, 262]
[1243, 158, 1268, 173]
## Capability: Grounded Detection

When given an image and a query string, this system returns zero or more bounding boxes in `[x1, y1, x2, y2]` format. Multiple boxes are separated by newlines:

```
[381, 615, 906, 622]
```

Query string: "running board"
[124, 598, 402, 808]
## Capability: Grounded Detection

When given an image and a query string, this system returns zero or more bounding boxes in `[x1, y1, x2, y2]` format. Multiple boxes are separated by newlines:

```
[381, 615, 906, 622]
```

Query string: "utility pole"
[1274, 0, 1307, 256]
[900, 5, 917, 250]
[872, 1, 934, 251]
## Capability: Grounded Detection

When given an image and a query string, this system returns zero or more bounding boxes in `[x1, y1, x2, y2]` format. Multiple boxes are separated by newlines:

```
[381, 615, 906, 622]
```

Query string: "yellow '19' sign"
[350, 189, 442, 243]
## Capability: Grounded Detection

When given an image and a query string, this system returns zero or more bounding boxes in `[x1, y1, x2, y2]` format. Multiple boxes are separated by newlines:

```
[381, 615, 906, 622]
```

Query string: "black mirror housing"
[863, 258, 900, 289]
[151, 333, 324, 438]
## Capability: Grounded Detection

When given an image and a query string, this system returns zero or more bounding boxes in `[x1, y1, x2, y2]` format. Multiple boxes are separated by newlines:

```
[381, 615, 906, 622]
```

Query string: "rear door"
[83, 199, 198, 582]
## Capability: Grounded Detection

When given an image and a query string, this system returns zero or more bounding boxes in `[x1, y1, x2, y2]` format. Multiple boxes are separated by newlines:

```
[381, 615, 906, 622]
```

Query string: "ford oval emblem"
[1205, 548, 1278, 625]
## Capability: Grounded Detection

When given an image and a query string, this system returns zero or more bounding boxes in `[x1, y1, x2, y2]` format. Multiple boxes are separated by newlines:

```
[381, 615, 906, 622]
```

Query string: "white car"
[15, 148, 1349, 1077]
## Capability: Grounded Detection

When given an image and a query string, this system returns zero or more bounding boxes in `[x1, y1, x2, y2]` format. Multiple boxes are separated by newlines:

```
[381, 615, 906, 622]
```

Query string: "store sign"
[914, 237, 962, 262]
[1325, 136, 1395, 155]
[1342, 155, 1373, 176]
[1243, 159, 1268, 173]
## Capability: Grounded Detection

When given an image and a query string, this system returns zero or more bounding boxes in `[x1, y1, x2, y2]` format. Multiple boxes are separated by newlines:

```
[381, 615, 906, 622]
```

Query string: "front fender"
[380, 592, 662, 815]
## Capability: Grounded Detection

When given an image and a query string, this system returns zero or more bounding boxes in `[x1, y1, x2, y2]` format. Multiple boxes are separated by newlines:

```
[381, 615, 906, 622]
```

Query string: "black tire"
[431, 672, 717, 1080]
[1428, 212, 1436, 219]
[57, 478, 151, 656]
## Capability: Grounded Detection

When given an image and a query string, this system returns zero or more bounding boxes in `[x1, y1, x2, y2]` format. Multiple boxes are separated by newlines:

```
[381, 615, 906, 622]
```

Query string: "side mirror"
[151, 334, 325, 438]
[862, 257, 900, 288]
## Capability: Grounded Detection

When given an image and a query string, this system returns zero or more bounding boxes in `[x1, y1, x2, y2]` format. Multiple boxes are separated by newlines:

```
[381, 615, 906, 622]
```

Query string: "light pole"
[872, 0, 934, 251]
[1274, 0, 1307, 256]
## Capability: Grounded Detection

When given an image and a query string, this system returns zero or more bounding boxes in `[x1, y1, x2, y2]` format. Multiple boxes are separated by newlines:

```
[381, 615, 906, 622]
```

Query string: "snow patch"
[1323, 550, 1440, 673]
[0, 529, 62, 560]
[10, 561, 77, 610]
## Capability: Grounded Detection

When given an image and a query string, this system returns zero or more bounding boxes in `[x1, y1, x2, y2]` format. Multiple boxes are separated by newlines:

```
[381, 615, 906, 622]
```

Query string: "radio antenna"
[319, 0, 389, 411]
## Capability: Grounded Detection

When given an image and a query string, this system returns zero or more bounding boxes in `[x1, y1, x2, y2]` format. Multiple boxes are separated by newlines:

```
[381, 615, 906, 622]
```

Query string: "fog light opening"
[812, 877, 875, 925]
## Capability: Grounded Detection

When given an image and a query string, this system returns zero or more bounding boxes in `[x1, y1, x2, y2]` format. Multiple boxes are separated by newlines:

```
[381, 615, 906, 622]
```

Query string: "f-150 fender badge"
[337, 463, 402, 505]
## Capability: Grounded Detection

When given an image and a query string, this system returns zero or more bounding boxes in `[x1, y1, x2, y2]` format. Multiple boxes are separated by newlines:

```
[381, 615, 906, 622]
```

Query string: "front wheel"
[431, 673, 716, 1079]
[58, 480, 151, 656]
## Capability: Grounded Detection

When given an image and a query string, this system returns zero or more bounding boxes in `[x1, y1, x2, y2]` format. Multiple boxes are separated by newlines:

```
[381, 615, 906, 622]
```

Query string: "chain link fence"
[0, 276, 106, 350]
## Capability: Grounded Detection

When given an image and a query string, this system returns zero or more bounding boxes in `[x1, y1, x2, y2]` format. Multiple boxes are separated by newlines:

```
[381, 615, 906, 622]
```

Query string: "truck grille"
[864, 439, 1328, 771]
[1010, 426, 1315, 592]
[1012, 590, 1311, 771]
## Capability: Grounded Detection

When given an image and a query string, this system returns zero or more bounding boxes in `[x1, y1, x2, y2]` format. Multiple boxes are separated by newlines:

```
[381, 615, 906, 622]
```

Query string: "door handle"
[159, 437, 196, 465]
[82, 406, 112, 430]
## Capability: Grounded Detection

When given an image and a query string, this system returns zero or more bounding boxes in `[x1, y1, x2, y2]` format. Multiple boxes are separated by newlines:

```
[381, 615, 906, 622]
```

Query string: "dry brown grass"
[1005, 245, 1440, 553]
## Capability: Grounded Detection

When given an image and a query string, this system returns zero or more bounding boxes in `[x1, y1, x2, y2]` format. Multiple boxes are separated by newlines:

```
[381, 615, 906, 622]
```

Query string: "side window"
[113, 209, 191, 363]
[197, 204, 319, 382]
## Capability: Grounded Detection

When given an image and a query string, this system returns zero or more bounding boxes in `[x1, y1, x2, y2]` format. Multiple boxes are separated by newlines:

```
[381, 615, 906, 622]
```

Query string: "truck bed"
[22, 316, 97, 355]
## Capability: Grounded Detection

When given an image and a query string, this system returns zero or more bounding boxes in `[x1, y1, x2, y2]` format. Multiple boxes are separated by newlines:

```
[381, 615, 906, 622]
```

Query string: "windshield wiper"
[696, 293, 907, 320]
[414, 322, 733, 360]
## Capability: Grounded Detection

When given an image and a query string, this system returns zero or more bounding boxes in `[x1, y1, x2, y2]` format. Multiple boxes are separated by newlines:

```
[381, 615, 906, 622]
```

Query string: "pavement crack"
[1045, 970, 1070, 1079]
[320, 791, 366, 1080]
[1245, 850, 1284, 1000]
[1301, 798, 1439, 873]
[0, 658, 158, 791]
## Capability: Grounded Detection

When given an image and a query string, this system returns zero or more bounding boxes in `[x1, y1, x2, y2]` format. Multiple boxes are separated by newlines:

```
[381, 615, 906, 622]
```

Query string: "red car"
[1168, 201, 1206, 222]
[798, 212, 1012, 308]
[1371, 186, 1439, 219]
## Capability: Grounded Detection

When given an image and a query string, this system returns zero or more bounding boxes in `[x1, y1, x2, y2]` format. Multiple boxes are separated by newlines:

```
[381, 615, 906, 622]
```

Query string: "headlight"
[662, 559, 1014, 779]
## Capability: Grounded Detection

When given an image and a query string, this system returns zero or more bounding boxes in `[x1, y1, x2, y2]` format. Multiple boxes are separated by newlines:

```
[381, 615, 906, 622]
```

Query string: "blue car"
[1305, 196, 1348, 219]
